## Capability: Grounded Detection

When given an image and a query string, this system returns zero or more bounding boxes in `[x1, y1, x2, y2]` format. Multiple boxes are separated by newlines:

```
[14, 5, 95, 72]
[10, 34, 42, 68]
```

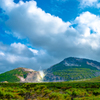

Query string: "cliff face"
[16, 68, 43, 82]
[25, 71, 42, 82]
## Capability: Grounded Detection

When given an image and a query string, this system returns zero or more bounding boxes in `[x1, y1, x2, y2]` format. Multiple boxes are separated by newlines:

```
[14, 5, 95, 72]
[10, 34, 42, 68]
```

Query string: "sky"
[0, 0, 100, 73]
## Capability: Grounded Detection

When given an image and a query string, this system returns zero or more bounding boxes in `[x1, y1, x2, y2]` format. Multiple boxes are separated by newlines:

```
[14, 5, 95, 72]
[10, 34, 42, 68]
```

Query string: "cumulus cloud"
[75, 11, 100, 35]
[10, 43, 35, 57]
[0, 0, 100, 73]
[0, 42, 59, 73]
[73, 11, 100, 53]
[0, 42, 37, 62]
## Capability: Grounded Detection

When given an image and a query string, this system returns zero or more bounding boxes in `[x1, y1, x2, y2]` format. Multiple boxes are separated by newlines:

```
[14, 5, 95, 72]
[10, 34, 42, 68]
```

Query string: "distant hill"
[0, 67, 42, 82]
[43, 57, 100, 81]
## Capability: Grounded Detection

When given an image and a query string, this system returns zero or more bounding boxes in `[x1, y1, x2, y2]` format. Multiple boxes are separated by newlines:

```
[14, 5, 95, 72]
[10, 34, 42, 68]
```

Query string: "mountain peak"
[44, 57, 100, 82]
[64, 57, 82, 60]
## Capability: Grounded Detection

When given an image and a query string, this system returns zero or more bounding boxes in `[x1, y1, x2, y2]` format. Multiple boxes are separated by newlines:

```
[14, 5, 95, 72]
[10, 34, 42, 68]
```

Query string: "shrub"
[36, 89, 41, 95]
[93, 89, 100, 96]
[49, 92, 64, 100]
[5, 92, 15, 99]
[0, 91, 5, 98]
[34, 85, 47, 90]
[65, 90, 72, 95]
[63, 94, 71, 100]
[44, 89, 52, 94]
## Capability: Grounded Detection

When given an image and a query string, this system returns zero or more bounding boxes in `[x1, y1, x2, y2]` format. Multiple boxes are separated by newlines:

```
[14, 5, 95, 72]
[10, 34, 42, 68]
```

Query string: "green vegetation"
[0, 68, 29, 82]
[0, 81, 100, 99]
[53, 68, 99, 80]
[88, 76, 100, 82]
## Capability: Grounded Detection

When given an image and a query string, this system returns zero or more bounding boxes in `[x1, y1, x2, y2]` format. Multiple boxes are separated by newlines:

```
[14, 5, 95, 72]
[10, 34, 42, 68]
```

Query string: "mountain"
[0, 67, 43, 82]
[1, 57, 100, 82]
[43, 57, 100, 81]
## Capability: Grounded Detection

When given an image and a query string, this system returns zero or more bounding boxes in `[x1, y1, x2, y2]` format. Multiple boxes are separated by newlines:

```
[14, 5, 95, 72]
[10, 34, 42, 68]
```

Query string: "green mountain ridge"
[0, 67, 29, 82]
[1, 57, 100, 82]
[43, 57, 100, 81]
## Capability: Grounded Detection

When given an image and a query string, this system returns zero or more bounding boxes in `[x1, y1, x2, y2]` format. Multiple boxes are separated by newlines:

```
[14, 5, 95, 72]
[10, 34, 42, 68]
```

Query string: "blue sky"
[0, 0, 100, 73]
[14, 0, 79, 22]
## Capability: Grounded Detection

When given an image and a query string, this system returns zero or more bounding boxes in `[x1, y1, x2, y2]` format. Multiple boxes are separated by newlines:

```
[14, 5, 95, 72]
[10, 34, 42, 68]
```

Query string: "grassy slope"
[53, 68, 99, 80]
[0, 68, 29, 82]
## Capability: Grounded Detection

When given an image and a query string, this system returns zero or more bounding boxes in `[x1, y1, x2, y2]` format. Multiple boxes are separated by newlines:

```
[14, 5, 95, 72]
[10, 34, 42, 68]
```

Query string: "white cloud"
[79, 0, 98, 8]
[0, 0, 16, 12]
[0, 0, 73, 57]
[9, 43, 34, 57]
[74, 11, 100, 50]
[11, 43, 25, 53]
[29, 48, 38, 55]
[79, 0, 100, 9]
[3, 0, 70, 37]
[75, 11, 100, 35]
[0, 0, 100, 73]
[0, 42, 59, 73]
[0, 51, 5, 56]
